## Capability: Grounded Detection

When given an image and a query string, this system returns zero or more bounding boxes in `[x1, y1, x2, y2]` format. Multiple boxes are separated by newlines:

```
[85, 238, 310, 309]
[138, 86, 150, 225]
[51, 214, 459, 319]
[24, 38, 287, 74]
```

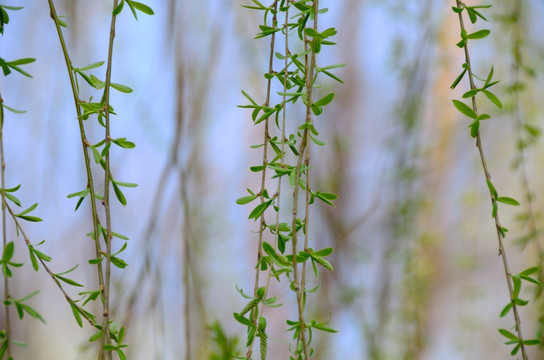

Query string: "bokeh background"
[1, 0, 544, 359]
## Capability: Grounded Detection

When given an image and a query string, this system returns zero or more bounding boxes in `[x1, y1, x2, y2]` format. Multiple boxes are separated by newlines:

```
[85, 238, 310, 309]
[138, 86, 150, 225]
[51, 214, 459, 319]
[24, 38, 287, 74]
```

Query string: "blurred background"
[1, 0, 544, 359]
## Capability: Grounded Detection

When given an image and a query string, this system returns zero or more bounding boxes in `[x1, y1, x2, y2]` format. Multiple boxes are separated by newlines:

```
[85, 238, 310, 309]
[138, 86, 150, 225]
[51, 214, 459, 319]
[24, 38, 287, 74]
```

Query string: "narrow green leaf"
[110, 82, 133, 93]
[497, 197, 520, 206]
[2, 103, 26, 114]
[452, 100, 477, 119]
[500, 302, 513, 317]
[450, 68, 467, 89]
[236, 195, 257, 205]
[499, 329, 520, 341]
[466, 29, 490, 40]
[248, 200, 272, 220]
[113, 181, 138, 188]
[17, 203, 38, 216]
[126, 1, 154, 15]
[313, 93, 334, 107]
[110, 256, 128, 269]
[481, 89, 503, 109]
[28, 248, 39, 271]
[113, 0, 125, 15]
[512, 275, 521, 298]
[55, 275, 84, 287]
[520, 267, 538, 276]
[2, 242, 14, 262]
[4, 193, 21, 207]
[31, 247, 52, 262]
[312, 247, 333, 257]
[70, 303, 83, 327]
[112, 181, 127, 206]
[15, 214, 42, 222]
[78, 61, 105, 71]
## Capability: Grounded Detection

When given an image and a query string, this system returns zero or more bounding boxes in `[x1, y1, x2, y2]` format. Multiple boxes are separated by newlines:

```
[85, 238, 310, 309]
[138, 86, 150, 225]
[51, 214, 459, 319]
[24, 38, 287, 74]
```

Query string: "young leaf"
[499, 328, 520, 341]
[313, 93, 335, 107]
[110, 82, 133, 93]
[452, 100, 477, 119]
[481, 89, 503, 109]
[497, 197, 520, 206]
[466, 29, 490, 40]
[236, 195, 257, 205]
[248, 200, 272, 220]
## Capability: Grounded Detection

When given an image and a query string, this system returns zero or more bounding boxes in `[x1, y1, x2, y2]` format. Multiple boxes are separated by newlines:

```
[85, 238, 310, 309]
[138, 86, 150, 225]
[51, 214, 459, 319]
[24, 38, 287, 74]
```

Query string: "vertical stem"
[247, 1, 278, 357]
[101, 1, 120, 358]
[46, 1, 106, 357]
[455, 2, 528, 359]
[0, 91, 11, 359]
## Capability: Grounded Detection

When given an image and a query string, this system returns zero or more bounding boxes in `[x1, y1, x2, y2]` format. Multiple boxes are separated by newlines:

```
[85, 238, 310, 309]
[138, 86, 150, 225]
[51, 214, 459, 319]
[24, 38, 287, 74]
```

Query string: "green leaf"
[512, 274, 521, 298]
[499, 329, 519, 341]
[497, 197, 520, 206]
[70, 302, 83, 328]
[126, 0, 154, 15]
[2, 242, 14, 262]
[2, 103, 26, 114]
[486, 180, 498, 198]
[77, 61, 105, 71]
[110, 256, 128, 269]
[313, 93, 334, 107]
[469, 120, 479, 138]
[55, 275, 84, 287]
[28, 248, 39, 271]
[30, 247, 52, 262]
[67, 189, 89, 199]
[112, 181, 127, 206]
[304, 28, 320, 37]
[450, 68, 467, 89]
[462, 89, 479, 98]
[315, 192, 338, 206]
[89, 330, 102, 343]
[466, 29, 490, 40]
[113, 0, 125, 15]
[90, 145, 102, 164]
[520, 267, 538, 276]
[233, 312, 255, 328]
[500, 302, 513, 317]
[312, 247, 334, 257]
[4, 193, 21, 207]
[248, 200, 272, 220]
[17, 203, 38, 217]
[236, 195, 257, 205]
[113, 181, 138, 188]
[481, 89, 503, 109]
[15, 214, 42, 222]
[110, 82, 133, 93]
[90, 74, 105, 89]
[452, 100, 477, 119]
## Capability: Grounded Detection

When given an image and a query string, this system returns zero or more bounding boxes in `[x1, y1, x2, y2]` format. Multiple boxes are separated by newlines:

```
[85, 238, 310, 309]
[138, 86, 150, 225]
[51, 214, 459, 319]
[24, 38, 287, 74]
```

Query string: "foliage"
[235, 0, 341, 358]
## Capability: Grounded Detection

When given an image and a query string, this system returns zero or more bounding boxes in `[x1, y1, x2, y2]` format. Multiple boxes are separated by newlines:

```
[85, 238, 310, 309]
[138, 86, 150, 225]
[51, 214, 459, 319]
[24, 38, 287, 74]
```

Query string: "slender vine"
[46, 1, 153, 358]
[450, 2, 541, 358]
[501, 0, 544, 348]
[235, 1, 341, 358]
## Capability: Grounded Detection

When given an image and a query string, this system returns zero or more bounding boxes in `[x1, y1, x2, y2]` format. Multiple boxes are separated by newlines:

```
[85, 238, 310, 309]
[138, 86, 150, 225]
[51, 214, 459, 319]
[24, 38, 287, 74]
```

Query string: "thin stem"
[101, 1, 120, 357]
[246, 1, 278, 358]
[0, 89, 12, 359]
[455, 2, 528, 359]
[509, 0, 544, 280]
[5, 202, 97, 328]
[46, 1, 106, 357]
